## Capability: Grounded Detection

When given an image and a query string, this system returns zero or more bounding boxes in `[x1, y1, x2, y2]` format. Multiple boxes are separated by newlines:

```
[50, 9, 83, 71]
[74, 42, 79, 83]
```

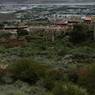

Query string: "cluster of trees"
[69, 24, 94, 44]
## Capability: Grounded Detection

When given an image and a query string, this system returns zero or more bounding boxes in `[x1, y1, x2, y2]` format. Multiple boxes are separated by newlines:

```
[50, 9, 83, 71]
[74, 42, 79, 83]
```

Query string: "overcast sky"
[0, 0, 95, 4]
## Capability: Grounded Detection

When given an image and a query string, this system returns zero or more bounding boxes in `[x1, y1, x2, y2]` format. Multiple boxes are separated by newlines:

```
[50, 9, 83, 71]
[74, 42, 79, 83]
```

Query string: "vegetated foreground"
[0, 24, 95, 95]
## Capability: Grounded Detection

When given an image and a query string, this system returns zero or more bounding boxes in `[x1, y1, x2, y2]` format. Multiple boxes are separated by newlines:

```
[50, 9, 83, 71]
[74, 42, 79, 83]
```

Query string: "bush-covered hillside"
[0, 24, 94, 95]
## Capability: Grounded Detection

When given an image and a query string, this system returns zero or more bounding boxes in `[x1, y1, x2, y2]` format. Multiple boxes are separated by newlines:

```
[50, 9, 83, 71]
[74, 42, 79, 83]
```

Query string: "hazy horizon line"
[0, 2, 95, 5]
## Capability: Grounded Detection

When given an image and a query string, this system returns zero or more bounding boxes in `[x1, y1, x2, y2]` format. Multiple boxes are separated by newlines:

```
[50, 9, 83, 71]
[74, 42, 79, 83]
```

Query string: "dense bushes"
[0, 57, 92, 95]
[0, 23, 94, 95]
[69, 24, 91, 44]
[78, 63, 95, 95]
[17, 29, 29, 37]
[0, 80, 88, 95]
[9, 61, 38, 84]
[52, 82, 88, 95]
[8, 59, 50, 84]
[7, 59, 65, 83]
[46, 68, 64, 81]
[0, 80, 48, 95]
[0, 32, 12, 39]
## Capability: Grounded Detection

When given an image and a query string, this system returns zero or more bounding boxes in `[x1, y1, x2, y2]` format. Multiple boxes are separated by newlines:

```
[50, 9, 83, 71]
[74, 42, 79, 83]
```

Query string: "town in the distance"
[0, 4, 95, 35]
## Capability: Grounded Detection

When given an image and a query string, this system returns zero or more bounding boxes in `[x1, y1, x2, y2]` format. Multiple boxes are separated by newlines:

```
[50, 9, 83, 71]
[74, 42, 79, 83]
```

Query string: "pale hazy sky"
[0, 0, 95, 4]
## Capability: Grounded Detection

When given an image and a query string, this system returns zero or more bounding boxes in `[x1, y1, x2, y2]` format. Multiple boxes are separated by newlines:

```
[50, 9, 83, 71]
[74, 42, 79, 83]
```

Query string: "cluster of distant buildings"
[0, 14, 95, 33]
[51, 15, 95, 31]
[51, 14, 95, 24]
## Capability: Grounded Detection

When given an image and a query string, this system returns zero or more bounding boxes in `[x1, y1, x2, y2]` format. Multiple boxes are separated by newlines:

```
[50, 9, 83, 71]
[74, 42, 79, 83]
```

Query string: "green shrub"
[0, 80, 50, 95]
[0, 32, 12, 39]
[9, 60, 38, 84]
[52, 82, 88, 95]
[46, 68, 64, 81]
[69, 24, 89, 44]
[8, 59, 50, 84]
[17, 29, 29, 37]
[78, 63, 95, 95]
[41, 79, 56, 91]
